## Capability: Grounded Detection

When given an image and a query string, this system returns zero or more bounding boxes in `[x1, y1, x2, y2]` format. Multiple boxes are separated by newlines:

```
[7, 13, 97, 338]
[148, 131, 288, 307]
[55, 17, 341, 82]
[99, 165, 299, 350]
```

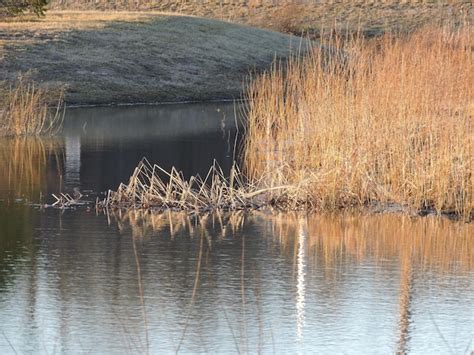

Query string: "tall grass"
[0, 78, 64, 136]
[244, 25, 473, 219]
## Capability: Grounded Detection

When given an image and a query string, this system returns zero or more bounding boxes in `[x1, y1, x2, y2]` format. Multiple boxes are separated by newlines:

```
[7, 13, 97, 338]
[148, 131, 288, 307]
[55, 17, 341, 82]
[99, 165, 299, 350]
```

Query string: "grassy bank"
[244, 25, 473, 219]
[49, 1, 472, 37]
[0, 11, 298, 105]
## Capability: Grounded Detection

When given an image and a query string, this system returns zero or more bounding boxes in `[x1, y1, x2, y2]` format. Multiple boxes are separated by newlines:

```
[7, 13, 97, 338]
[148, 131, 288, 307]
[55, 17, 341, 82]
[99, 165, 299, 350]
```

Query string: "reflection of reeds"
[264, 213, 473, 273]
[106, 207, 472, 273]
[106, 208, 247, 240]
[0, 137, 63, 199]
[0, 77, 64, 136]
[244, 25, 473, 219]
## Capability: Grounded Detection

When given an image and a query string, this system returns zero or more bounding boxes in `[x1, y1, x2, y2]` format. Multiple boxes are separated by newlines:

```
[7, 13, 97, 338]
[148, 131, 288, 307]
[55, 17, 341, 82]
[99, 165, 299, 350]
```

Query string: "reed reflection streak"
[397, 252, 414, 354]
[296, 217, 307, 345]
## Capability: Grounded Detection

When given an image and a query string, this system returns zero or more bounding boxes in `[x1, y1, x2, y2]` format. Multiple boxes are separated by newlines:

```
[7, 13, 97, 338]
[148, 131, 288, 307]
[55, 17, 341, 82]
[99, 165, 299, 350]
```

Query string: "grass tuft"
[0, 77, 64, 136]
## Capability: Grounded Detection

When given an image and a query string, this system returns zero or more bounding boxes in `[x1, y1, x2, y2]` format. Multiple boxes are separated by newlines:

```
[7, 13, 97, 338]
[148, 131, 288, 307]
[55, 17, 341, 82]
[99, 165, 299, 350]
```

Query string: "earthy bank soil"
[0, 12, 299, 105]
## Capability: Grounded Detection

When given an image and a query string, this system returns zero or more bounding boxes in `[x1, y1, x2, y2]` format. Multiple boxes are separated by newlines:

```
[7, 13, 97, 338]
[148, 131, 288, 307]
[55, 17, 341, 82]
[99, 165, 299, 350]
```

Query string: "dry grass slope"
[0, 11, 299, 105]
[244, 24, 473, 219]
[48, 1, 473, 37]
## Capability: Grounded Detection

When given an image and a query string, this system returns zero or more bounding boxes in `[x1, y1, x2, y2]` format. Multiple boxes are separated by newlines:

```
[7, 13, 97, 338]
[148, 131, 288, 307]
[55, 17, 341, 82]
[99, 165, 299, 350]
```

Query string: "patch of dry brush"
[244, 25, 473, 219]
[98, 158, 296, 212]
[0, 77, 64, 136]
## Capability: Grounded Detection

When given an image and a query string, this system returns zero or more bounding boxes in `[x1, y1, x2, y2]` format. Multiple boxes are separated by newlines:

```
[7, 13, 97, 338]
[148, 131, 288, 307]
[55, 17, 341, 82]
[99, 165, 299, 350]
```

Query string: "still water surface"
[0, 103, 472, 354]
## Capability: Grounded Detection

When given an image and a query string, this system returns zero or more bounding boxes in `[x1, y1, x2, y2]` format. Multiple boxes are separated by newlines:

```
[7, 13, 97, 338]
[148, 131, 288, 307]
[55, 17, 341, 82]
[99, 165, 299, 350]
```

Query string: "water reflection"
[397, 249, 414, 354]
[0, 103, 472, 353]
[0, 138, 64, 201]
[0, 103, 240, 203]
[296, 217, 306, 347]
[94, 209, 473, 353]
[259, 212, 473, 353]
[61, 103, 241, 193]
[0, 206, 472, 353]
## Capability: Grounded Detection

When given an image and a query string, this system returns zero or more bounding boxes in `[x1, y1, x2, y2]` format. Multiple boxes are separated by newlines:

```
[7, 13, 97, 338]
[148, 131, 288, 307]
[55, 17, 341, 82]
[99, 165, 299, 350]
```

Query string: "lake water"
[0, 103, 472, 354]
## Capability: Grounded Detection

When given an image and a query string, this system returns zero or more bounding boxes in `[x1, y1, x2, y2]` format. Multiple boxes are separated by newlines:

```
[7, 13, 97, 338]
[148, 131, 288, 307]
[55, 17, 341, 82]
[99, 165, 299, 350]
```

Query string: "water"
[0, 103, 473, 354]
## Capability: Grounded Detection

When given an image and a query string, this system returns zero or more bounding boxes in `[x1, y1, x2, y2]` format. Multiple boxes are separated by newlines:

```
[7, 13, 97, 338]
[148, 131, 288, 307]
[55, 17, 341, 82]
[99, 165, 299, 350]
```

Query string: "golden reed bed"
[244, 24, 473, 219]
[98, 24, 472, 220]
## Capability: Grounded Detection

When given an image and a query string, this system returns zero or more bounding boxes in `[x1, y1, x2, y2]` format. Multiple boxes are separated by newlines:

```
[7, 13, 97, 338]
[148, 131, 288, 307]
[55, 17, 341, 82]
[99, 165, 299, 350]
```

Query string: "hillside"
[0, 12, 300, 105]
[49, 1, 473, 37]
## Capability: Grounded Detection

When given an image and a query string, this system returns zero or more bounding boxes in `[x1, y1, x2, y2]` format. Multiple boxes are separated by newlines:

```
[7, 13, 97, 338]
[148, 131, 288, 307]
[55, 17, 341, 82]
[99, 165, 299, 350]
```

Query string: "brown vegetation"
[48, 1, 472, 37]
[98, 159, 285, 212]
[0, 77, 64, 136]
[244, 24, 473, 219]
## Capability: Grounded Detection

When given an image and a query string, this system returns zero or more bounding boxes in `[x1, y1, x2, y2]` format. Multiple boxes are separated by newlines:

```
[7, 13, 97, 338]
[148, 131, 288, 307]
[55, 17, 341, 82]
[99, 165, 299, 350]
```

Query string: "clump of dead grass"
[0, 77, 64, 136]
[98, 158, 296, 212]
[244, 24, 473, 219]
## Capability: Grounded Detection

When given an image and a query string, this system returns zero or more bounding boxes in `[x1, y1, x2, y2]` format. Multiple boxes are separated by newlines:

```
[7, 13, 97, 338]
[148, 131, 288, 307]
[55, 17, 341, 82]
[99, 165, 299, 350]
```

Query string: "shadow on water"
[0, 103, 472, 353]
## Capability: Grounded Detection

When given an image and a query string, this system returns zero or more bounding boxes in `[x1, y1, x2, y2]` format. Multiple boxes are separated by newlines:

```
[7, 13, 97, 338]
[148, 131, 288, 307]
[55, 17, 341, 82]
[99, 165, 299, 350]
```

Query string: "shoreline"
[64, 97, 247, 109]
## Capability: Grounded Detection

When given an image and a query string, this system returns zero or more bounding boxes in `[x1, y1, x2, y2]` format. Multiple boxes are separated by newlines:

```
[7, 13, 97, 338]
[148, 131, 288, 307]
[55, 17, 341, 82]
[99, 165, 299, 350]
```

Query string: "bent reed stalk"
[0, 77, 64, 136]
[244, 24, 473, 219]
[98, 158, 296, 212]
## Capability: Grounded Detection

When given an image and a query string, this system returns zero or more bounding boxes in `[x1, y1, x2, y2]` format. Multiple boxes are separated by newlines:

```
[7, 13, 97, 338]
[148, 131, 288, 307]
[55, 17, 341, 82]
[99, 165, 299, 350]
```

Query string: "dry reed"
[0, 77, 64, 136]
[244, 24, 474, 219]
[98, 158, 293, 212]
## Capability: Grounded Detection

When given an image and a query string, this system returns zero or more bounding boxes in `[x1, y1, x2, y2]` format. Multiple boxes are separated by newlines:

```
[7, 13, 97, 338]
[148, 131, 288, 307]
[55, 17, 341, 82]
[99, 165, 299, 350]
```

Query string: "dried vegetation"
[0, 77, 64, 136]
[244, 24, 473, 220]
[97, 158, 296, 212]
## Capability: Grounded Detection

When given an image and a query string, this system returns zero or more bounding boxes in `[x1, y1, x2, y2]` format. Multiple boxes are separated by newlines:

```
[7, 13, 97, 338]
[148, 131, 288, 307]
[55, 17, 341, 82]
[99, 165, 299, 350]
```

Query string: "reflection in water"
[0, 207, 472, 353]
[64, 134, 81, 187]
[98, 209, 473, 353]
[261, 212, 473, 353]
[397, 250, 413, 353]
[132, 232, 149, 354]
[0, 138, 64, 201]
[61, 103, 241, 193]
[264, 212, 473, 272]
[296, 217, 306, 346]
[0, 104, 472, 353]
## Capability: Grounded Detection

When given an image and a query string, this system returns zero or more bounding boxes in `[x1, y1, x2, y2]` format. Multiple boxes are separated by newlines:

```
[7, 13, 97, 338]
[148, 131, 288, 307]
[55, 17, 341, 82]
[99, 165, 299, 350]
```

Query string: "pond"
[0, 103, 472, 354]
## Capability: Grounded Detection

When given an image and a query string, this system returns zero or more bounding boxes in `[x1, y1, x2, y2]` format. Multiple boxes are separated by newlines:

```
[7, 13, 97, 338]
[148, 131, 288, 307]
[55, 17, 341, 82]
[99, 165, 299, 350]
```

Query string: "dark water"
[0, 103, 472, 354]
